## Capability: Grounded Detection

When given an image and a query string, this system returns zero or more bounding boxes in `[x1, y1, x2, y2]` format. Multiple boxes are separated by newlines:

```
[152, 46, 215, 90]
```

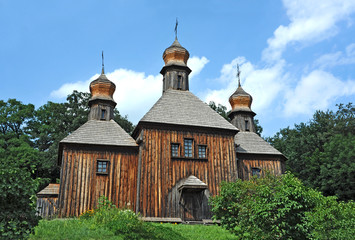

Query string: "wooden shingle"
[60, 120, 137, 147]
[140, 89, 238, 131]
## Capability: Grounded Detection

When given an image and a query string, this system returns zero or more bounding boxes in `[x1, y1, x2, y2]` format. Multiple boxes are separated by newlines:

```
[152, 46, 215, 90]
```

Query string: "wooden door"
[182, 192, 202, 221]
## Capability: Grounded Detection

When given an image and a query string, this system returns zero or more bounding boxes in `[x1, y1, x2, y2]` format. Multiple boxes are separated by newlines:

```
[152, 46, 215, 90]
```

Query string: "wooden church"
[37, 37, 286, 221]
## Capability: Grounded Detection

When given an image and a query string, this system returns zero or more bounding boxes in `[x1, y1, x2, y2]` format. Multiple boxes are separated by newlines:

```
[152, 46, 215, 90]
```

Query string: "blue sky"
[1, 0, 354, 137]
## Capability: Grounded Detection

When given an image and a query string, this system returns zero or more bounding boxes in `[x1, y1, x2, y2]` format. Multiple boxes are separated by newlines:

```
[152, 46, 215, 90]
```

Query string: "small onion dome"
[229, 86, 254, 112]
[89, 72, 116, 104]
[162, 38, 190, 67]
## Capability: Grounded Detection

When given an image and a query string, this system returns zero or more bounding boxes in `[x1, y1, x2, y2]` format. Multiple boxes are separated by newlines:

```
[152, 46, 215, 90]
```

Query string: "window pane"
[101, 109, 106, 119]
[184, 139, 193, 157]
[198, 146, 206, 158]
[171, 144, 179, 157]
[97, 161, 108, 174]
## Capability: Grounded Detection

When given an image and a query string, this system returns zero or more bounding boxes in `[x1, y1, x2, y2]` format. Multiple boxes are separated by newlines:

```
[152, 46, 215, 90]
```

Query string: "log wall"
[58, 144, 138, 217]
[136, 127, 237, 219]
[237, 154, 285, 180]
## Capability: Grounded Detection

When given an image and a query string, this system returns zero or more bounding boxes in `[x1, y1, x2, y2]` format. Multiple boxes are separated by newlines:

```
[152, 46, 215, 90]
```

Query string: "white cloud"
[188, 56, 209, 79]
[314, 43, 355, 69]
[263, 0, 355, 62]
[50, 56, 209, 124]
[284, 70, 355, 116]
[203, 58, 287, 113]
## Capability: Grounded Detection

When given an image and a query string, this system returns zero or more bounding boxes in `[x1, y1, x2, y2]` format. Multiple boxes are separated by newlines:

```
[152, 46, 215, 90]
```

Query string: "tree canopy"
[266, 103, 354, 201]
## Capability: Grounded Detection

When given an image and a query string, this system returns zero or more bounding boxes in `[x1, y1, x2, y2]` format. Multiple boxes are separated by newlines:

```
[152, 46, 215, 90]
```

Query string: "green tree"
[0, 99, 40, 239]
[266, 103, 354, 201]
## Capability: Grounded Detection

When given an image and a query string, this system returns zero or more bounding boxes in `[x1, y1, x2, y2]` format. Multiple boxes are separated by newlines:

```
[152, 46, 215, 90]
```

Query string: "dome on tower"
[162, 38, 190, 67]
[229, 85, 253, 113]
[89, 71, 116, 106]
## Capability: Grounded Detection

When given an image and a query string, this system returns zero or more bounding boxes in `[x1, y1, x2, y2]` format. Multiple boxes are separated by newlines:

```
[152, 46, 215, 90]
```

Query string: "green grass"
[29, 219, 237, 240]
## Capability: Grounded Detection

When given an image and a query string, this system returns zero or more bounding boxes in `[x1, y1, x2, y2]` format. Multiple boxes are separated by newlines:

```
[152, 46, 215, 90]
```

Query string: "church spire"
[175, 18, 178, 40]
[228, 64, 256, 132]
[237, 64, 241, 87]
[88, 52, 117, 121]
[160, 21, 192, 93]
[101, 50, 105, 74]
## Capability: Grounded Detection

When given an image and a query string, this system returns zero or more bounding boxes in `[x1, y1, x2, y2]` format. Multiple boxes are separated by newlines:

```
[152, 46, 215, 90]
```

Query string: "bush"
[210, 173, 321, 239]
[210, 172, 355, 239]
[83, 196, 147, 240]
[308, 197, 355, 239]
[0, 167, 40, 239]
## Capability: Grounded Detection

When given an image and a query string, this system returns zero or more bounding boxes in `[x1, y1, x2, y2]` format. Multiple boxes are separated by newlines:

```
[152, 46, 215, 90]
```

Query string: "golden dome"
[89, 72, 116, 104]
[162, 38, 190, 66]
[229, 86, 253, 112]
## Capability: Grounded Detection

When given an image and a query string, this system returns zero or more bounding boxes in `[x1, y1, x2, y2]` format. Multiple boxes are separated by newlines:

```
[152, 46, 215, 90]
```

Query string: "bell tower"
[228, 65, 256, 132]
[160, 22, 191, 93]
[88, 52, 117, 121]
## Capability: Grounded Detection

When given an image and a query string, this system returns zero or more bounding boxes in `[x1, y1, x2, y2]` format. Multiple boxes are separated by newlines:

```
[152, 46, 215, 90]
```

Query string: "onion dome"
[162, 38, 190, 67]
[229, 84, 253, 113]
[88, 68, 116, 107]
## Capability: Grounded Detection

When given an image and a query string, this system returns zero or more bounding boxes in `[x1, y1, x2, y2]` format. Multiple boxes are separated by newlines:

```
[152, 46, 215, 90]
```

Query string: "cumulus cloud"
[284, 70, 355, 116]
[50, 56, 209, 124]
[314, 43, 355, 69]
[188, 56, 209, 79]
[263, 0, 355, 62]
[203, 58, 287, 114]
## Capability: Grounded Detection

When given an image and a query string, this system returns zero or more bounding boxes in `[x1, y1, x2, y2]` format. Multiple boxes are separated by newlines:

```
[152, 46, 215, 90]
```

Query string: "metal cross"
[175, 18, 178, 39]
[237, 64, 241, 87]
[101, 51, 105, 74]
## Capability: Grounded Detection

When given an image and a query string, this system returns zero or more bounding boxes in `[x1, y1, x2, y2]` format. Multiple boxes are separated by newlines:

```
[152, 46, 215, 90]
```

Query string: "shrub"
[83, 196, 146, 240]
[0, 167, 40, 239]
[308, 197, 355, 239]
[210, 172, 321, 239]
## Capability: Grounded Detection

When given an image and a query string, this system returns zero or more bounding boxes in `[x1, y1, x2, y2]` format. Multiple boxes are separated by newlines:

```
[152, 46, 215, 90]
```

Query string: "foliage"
[31, 196, 236, 240]
[210, 172, 320, 239]
[209, 101, 230, 121]
[0, 167, 40, 239]
[30, 219, 237, 240]
[208, 101, 263, 135]
[0, 99, 41, 239]
[266, 103, 355, 201]
[307, 196, 355, 240]
[211, 172, 355, 239]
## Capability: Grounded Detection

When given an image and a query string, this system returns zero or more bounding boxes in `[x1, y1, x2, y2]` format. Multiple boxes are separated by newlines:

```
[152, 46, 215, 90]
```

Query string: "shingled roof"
[139, 89, 238, 131]
[235, 132, 283, 155]
[37, 184, 59, 197]
[60, 120, 137, 147]
[178, 175, 208, 191]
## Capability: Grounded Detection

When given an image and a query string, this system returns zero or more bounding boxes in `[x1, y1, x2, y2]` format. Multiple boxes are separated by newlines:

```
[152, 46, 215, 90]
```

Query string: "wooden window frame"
[96, 159, 110, 175]
[184, 138, 193, 158]
[198, 145, 207, 159]
[171, 143, 180, 157]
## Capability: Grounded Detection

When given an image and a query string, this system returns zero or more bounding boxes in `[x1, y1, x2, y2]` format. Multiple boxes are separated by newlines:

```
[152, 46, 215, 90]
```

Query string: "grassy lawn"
[29, 219, 237, 240]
